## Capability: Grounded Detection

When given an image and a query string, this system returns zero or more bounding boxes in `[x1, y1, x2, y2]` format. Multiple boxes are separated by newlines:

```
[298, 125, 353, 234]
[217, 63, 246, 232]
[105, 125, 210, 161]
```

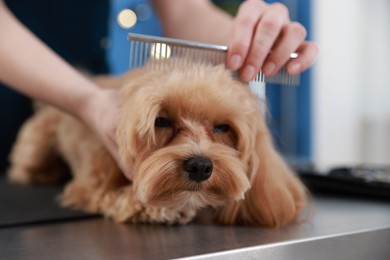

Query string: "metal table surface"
[1, 194, 389, 260]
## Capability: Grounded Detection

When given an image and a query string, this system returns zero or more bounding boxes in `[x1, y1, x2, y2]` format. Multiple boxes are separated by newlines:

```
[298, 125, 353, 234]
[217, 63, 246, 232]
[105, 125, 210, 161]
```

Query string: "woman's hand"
[81, 88, 134, 181]
[227, 0, 319, 82]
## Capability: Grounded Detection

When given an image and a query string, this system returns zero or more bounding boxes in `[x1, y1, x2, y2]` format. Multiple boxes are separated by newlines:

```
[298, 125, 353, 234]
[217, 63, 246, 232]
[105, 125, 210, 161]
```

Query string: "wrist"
[77, 86, 104, 125]
[78, 86, 119, 130]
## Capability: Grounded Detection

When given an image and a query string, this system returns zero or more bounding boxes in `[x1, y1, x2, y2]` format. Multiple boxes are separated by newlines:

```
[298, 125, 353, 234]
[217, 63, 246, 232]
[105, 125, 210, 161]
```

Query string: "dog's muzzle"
[183, 156, 213, 182]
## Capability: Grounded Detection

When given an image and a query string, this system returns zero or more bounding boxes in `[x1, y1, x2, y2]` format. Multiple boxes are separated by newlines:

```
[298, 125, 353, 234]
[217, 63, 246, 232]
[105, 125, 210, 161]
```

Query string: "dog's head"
[117, 63, 307, 227]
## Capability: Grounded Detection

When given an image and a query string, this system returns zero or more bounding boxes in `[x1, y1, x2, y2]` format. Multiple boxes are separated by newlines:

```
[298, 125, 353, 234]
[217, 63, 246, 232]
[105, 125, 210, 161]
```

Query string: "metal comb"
[127, 33, 299, 93]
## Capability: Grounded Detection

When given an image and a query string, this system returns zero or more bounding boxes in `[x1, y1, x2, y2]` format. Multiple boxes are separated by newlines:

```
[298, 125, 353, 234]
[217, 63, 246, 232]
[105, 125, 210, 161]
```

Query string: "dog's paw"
[100, 188, 144, 223]
[7, 167, 32, 184]
[136, 206, 196, 225]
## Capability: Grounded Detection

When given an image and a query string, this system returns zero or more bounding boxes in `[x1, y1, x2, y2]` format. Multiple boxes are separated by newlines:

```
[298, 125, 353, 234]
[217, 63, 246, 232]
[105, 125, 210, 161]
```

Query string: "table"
[1, 180, 389, 259]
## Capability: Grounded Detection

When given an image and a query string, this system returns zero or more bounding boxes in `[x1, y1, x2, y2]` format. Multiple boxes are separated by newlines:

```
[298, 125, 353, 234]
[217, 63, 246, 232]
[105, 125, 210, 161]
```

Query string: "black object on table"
[0, 177, 96, 228]
[296, 164, 390, 200]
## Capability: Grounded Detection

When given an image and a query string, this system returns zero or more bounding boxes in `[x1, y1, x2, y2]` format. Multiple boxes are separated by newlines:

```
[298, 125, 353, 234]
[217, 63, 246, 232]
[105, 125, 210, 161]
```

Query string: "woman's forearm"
[152, 0, 233, 45]
[0, 1, 100, 120]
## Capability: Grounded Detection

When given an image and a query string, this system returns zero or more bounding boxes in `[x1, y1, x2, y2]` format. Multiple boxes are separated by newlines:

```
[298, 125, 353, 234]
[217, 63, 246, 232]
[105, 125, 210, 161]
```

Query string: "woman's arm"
[0, 1, 133, 179]
[152, 0, 232, 44]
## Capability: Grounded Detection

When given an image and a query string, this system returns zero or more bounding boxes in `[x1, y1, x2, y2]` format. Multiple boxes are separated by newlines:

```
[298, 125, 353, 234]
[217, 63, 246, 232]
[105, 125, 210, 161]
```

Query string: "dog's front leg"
[137, 205, 196, 225]
[101, 187, 196, 225]
[99, 185, 144, 223]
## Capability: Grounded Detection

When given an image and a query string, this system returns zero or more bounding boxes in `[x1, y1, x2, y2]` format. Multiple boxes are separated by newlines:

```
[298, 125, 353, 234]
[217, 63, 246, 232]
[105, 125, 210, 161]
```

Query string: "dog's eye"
[155, 117, 172, 128]
[213, 123, 230, 133]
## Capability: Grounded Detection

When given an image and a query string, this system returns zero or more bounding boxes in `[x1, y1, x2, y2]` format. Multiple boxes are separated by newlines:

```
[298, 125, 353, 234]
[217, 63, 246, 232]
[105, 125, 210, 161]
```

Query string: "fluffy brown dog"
[8, 63, 307, 227]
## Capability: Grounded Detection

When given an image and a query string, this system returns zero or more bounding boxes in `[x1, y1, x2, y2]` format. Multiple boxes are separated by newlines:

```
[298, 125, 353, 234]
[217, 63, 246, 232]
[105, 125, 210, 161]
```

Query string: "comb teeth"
[128, 33, 300, 86]
[128, 36, 227, 71]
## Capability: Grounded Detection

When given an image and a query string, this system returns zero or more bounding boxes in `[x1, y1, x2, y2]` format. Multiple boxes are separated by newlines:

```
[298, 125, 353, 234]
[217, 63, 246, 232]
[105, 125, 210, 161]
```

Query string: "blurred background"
[312, 0, 390, 170]
[1, 0, 389, 173]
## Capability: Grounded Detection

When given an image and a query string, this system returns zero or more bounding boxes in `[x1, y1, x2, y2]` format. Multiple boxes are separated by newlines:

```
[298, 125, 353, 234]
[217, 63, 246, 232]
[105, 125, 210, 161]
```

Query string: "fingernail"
[242, 65, 256, 81]
[289, 63, 301, 75]
[229, 54, 242, 70]
[263, 62, 276, 76]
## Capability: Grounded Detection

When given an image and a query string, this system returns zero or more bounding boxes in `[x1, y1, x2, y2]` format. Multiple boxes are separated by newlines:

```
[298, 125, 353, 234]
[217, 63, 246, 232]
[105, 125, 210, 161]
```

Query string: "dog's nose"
[183, 156, 213, 182]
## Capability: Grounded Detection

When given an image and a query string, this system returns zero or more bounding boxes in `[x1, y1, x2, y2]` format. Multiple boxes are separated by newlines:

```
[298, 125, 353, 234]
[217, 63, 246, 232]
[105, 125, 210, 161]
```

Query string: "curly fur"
[8, 62, 307, 227]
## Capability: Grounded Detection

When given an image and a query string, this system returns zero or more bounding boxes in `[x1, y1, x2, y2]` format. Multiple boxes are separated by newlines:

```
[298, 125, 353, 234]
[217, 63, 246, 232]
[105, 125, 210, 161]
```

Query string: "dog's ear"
[218, 110, 307, 227]
[115, 69, 160, 162]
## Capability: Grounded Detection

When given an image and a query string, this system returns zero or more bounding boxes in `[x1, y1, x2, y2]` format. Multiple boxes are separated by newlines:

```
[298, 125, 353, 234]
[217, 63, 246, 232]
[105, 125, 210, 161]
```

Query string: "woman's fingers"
[227, 0, 267, 71]
[227, 0, 318, 81]
[286, 41, 319, 75]
[262, 21, 307, 77]
[241, 3, 290, 81]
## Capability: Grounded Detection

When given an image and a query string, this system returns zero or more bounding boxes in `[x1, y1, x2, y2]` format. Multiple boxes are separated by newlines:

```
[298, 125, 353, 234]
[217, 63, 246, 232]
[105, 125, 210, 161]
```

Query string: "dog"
[7, 62, 307, 227]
